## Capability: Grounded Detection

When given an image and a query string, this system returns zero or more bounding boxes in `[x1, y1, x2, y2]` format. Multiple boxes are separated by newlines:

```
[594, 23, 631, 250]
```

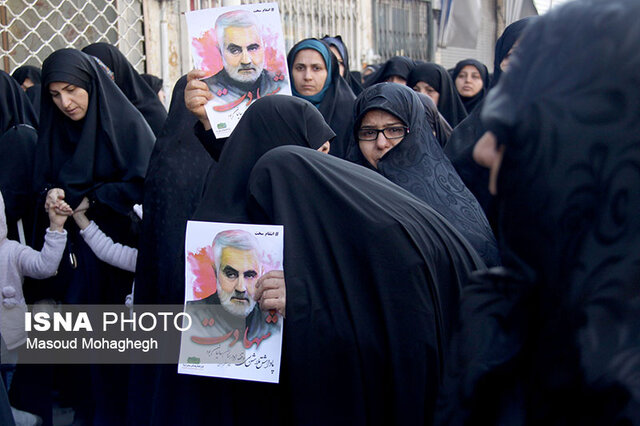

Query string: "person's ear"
[317, 141, 331, 154]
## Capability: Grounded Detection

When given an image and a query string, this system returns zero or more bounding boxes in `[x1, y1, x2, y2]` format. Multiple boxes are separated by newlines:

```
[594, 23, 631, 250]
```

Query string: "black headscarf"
[437, 1, 640, 423]
[192, 95, 335, 224]
[362, 55, 415, 87]
[451, 59, 489, 114]
[417, 92, 452, 147]
[1, 70, 37, 133]
[0, 71, 38, 242]
[443, 17, 535, 221]
[322, 35, 363, 95]
[140, 73, 163, 94]
[491, 16, 536, 88]
[349, 83, 500, 266]
[408, 62, 467, 127]
[11, 65, 41, 86]
[12, 66, 44, 117]
[245, 145, 485, 424]
[287, 38, 355, 159]
[35, 48, 154, 212]
[134, 75, 214, 305]
[82, 43, 167, 136]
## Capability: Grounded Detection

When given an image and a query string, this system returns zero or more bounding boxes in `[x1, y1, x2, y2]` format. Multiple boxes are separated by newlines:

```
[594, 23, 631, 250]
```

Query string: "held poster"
[179, 221, 284, 383]
[185, 3, 291, 138]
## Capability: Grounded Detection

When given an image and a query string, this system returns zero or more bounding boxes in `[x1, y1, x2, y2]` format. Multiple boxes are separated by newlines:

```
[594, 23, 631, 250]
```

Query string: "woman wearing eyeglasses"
[348, 82, 500, 267]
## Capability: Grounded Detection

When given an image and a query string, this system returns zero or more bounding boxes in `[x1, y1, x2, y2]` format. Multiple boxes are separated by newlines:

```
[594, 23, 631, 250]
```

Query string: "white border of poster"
[178, 221, 284, 383]
[185, 3, 292, 138]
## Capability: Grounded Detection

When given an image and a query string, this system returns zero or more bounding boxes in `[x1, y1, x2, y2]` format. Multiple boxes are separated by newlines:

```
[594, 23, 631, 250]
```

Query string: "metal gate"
[1, 0, 146, 74]
[373, 0, 432, 61]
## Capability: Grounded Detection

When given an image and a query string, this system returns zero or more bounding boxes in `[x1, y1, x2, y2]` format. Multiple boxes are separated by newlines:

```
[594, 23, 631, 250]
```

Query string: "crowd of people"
[0, 0, 639, 424]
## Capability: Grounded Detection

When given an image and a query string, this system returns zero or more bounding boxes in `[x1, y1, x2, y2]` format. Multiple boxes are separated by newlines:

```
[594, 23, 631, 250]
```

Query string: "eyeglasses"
[357, 126, 409, 141]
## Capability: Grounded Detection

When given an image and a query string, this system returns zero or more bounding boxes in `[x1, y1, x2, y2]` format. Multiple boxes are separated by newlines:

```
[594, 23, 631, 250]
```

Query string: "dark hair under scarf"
[408, 62, 467, 127]
[451, 59, 489, 114]
[438, 1, 640, 423]
[35, 48, 154, 212]
[322, 35, 363, 95]
[349, 83, 500, 266]
[82, 43, 167, 136]
[0, 71, 38, 242]
[288, 38, 356, 159]
[363, 56, 415, 87]
[443, 17, 535, 220]
[193, 95, 335, 224]
[140, 73, 163, 94]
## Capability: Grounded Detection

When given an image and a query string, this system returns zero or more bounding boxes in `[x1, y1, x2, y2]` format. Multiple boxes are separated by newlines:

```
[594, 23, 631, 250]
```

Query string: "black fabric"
[140, 73, 163, 94]
[10, 66, 42, 115]
[444, 18, 534, 222]
[437, 1, 640, 423]
[408, 63, 467, 127]
[244, 145, 485, 424]
[1, 70, 38, 132]
[35, 48, 154, 213]
[11, 65, 41, 86]
[348, 83, 500, 266]
[322, 35, 363, 95]
[490, 16, 536, 88]
[362, 55, 415, 87]
[417, 92, 452, 148]
[451, 59, 489, 114]
[193, 94, 335, 224]
[82, 43, 167, 136]
[0, 71, 38, 243]
[134, 74, 214, 305]
[127, 75, 215, 426]
[287, 38, 355, 159]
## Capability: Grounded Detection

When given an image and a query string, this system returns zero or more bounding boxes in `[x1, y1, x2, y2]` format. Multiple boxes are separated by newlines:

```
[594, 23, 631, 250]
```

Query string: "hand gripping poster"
[185, 3, 291, 138]
[179, 221, 284, 383]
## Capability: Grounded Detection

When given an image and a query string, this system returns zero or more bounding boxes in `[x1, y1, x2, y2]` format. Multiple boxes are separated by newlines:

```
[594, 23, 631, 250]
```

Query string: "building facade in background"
[1, 0, 507, 102]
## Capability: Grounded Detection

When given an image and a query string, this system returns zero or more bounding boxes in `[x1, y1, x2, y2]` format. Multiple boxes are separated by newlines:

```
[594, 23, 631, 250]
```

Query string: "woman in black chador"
[450, 59, 489, 115]
[347, 83, 500, 267]
[11, 65, 42, 116]
[0, 71, 38, 244]
[362, 55, 415, 87]
[444, 17, 534, 221]
[82, 42, 168, 136]
[436, 0, 640, 423]
[243, 144, 485, 424]
[287, 38, 356, 159]
[408, 62, 467, 127]
[33, 48, 154, 424]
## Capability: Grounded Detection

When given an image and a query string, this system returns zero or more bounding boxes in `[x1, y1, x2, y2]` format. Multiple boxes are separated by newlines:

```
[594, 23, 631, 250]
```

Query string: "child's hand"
[72, 197, 91, 230]
[48, 200, 71, 232]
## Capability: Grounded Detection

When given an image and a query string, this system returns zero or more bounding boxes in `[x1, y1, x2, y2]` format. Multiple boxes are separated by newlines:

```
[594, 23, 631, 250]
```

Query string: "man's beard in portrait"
[217, 281, 257, 317]
[223, 56, 264, 84]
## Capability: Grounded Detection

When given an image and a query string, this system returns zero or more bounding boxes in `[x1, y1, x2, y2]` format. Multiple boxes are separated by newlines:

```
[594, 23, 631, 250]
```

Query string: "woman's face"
[357, 109, 406, 168]
[48, 81, 89, 121]
[328, 45, 345, 77]
[292, 49, 328, 96]
[455, 65, 483, 97]
[413, 81, 439, 105]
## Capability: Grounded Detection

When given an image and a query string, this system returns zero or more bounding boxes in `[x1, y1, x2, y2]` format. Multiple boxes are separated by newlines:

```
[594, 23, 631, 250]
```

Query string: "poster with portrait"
[178, 221, 284, 383]
[185, 3, 291, 138]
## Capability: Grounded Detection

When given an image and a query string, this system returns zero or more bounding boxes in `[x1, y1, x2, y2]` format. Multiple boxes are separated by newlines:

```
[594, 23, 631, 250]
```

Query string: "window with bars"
[0, 0, 146, 74]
